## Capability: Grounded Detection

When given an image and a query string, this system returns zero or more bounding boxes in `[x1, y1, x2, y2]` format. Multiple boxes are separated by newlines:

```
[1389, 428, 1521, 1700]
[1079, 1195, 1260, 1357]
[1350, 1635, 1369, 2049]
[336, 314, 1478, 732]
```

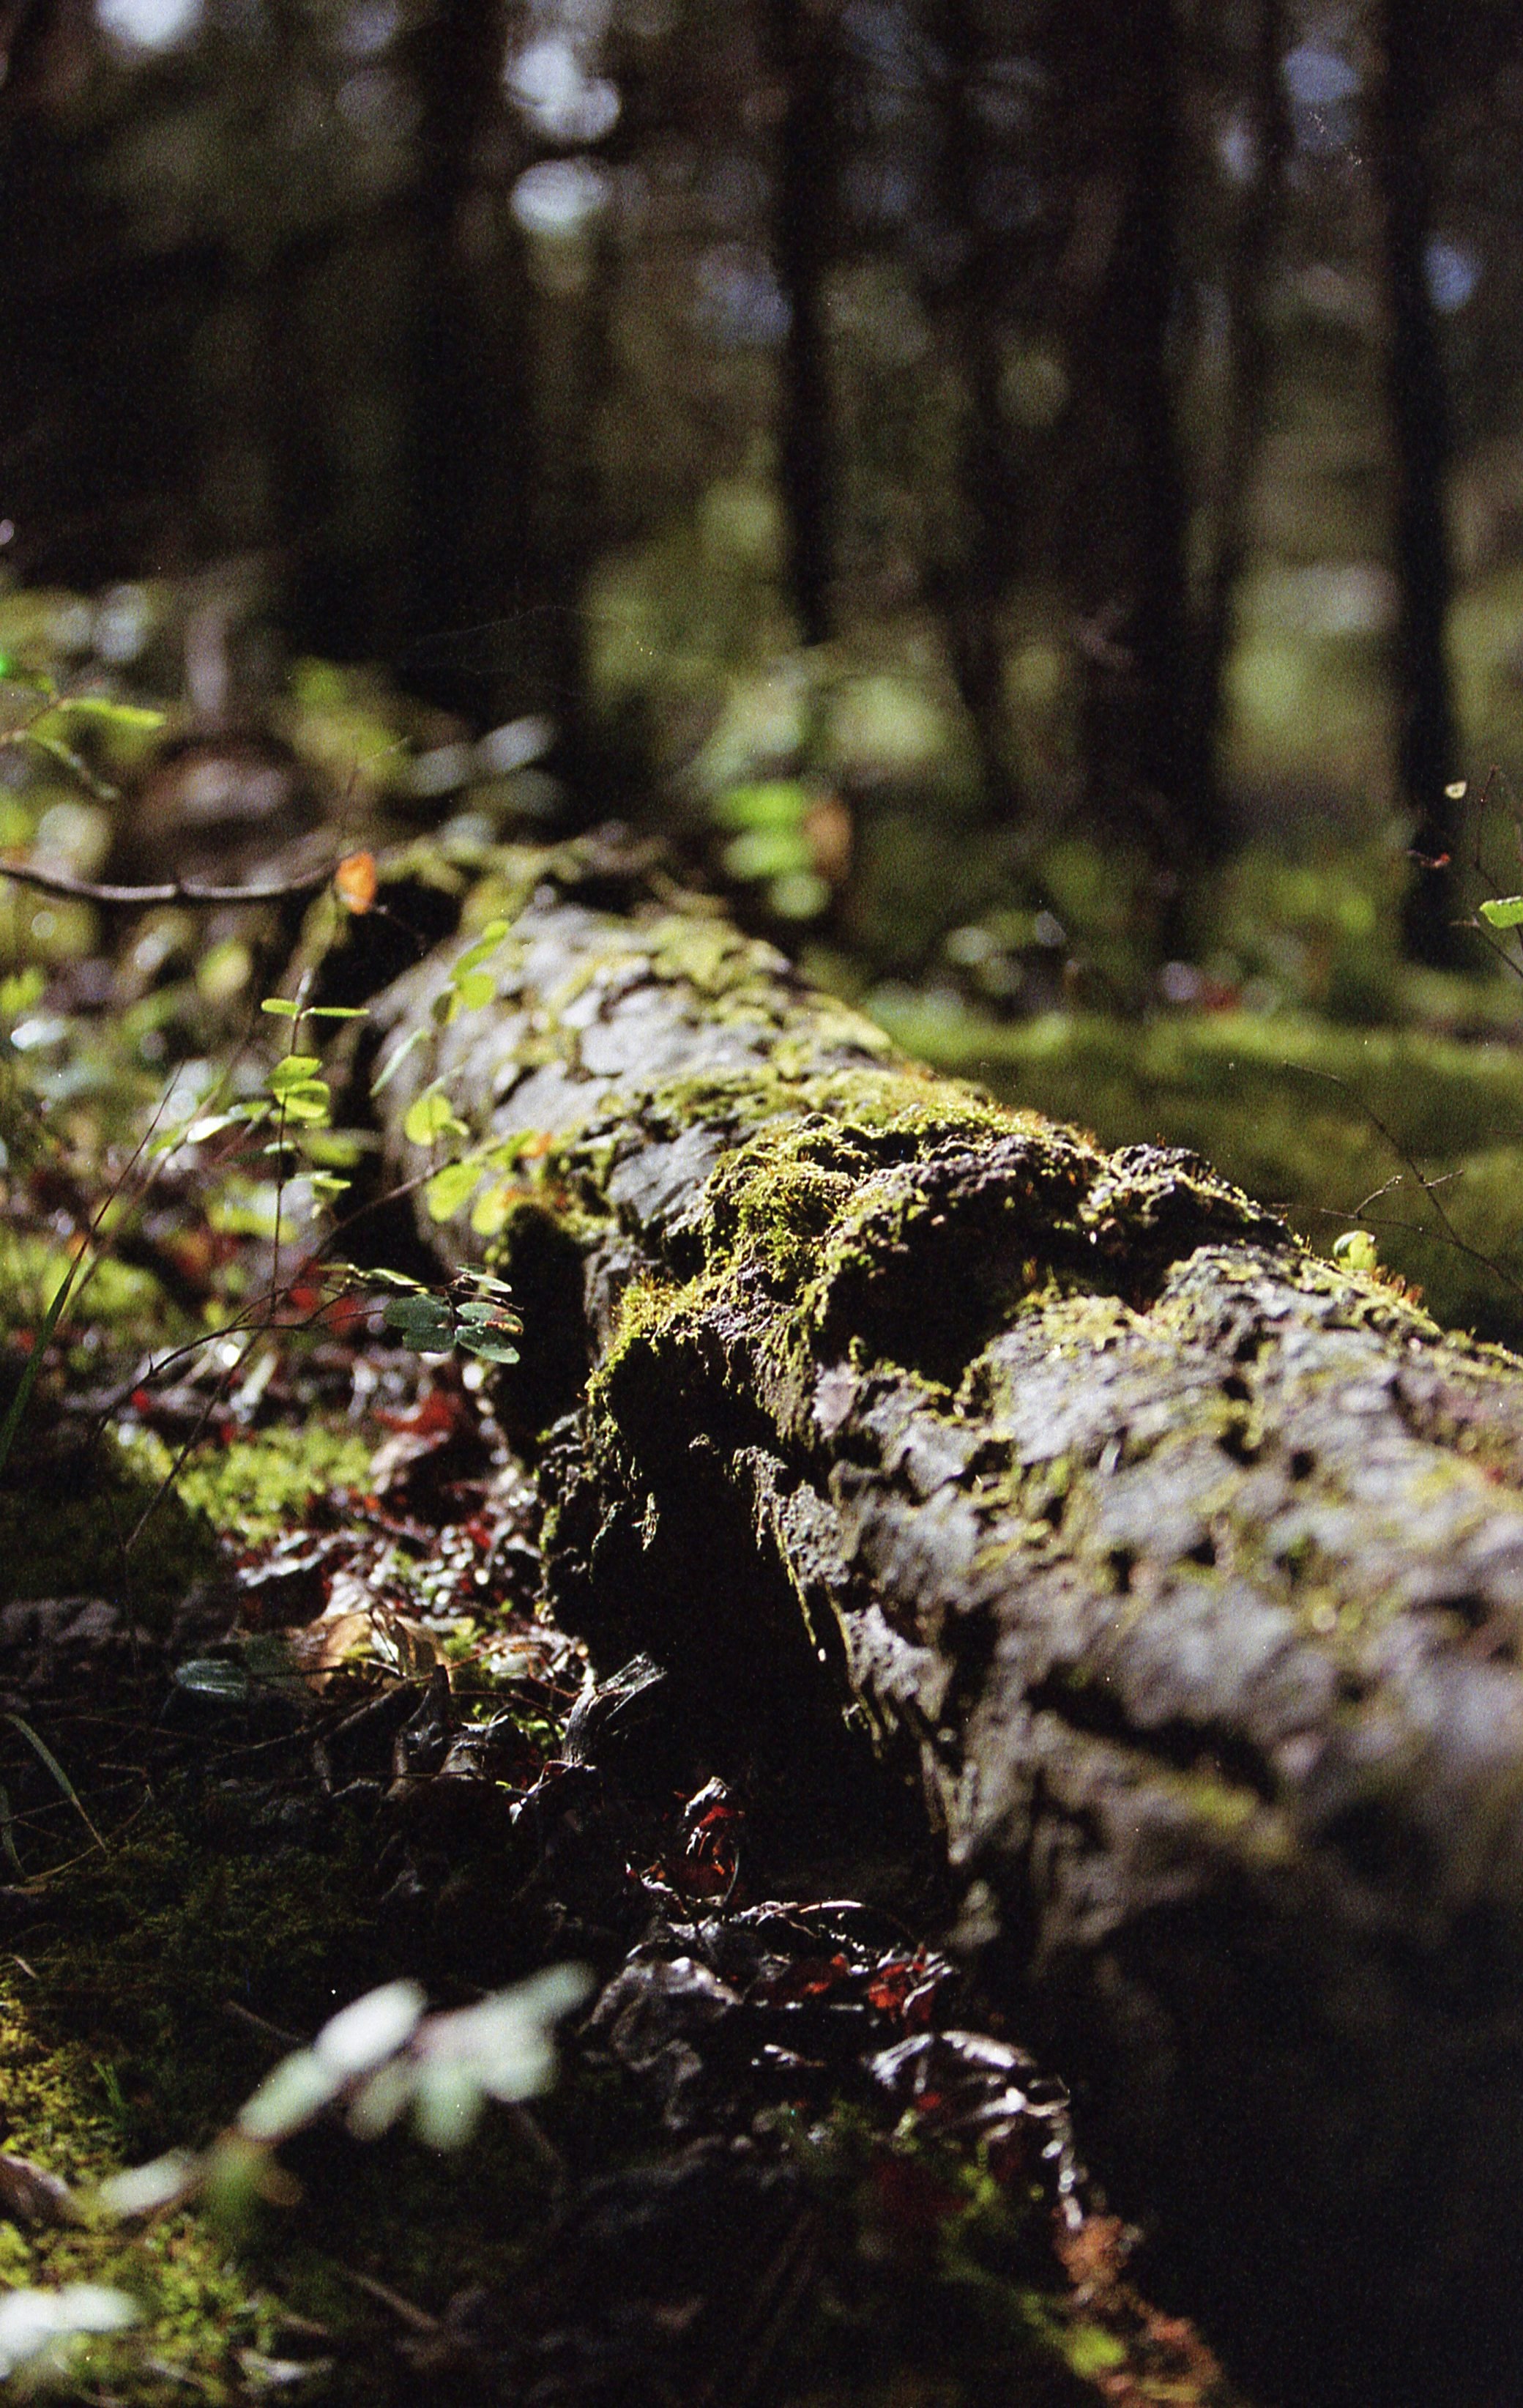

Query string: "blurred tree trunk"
[1179, 0, 1289, 871]
[1375, 0, 1464, 965]
[1021, 0, 1216, 931]
[927, 0, 1031, 826]
[1073, 0, 1204, 866]
[762, 0, 839, 648]
[399, 0, 526, 727]
[351, 839, 1523, 2408]
[520, 226, 618, 816]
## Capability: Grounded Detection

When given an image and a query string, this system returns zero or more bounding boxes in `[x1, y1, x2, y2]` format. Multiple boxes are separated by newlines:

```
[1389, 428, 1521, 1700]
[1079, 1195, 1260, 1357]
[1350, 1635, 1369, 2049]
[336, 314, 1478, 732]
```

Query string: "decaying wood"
[334, 842, 1523, 2402]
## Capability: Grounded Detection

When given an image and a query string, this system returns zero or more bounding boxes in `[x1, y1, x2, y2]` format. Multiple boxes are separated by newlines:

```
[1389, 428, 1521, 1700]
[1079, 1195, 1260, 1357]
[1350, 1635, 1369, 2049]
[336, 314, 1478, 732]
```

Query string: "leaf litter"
[0, 1271, 1252, 2404]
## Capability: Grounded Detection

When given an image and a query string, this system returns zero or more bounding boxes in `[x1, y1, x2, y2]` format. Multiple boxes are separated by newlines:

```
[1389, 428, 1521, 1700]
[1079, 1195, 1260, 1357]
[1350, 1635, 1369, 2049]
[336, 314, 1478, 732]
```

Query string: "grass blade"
[0, 1782, 23, 1879]
[2, 1715, 109, 1854]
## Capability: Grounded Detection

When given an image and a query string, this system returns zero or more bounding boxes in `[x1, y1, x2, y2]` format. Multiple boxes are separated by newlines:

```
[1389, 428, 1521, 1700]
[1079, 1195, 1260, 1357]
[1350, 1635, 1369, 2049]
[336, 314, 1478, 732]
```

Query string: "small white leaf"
[420, 1963, 593, 2104]
[346, 2057, 416, 2141]
[315, 1980, 425, 2079]
[237, 2048, 343, 2143]
[411, 2058, 485, 2151]
[96, 2148, 198, 2220]
[0, 2283, 138, 2379]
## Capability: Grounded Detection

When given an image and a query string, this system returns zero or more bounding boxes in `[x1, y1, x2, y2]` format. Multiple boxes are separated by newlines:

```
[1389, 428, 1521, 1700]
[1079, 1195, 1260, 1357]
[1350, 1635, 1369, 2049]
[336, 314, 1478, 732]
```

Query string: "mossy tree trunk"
[342, 844, 1523, 2406]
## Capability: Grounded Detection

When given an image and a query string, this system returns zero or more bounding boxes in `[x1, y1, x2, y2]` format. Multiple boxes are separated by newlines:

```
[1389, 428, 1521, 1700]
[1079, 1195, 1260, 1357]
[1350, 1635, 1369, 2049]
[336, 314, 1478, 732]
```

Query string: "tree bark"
[350, 841, 1523, 2405]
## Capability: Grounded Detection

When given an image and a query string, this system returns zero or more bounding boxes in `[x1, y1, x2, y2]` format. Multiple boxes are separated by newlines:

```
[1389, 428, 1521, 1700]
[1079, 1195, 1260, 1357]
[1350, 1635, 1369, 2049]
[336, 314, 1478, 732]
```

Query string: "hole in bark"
[1319, 1797, 1434, 1892]
[1185, 1534, 1217, 1568]
[1218, 1419, 1259, 1464]
[1289, 1448, 1316, 1482]
[1109, 1547, 1136, 1594]
[1027, 1671, 1277, 1802]
[485, 1205, 592, 1444]
[1433, 1592, 1491, 1632]
[1221, 1373, 1251, 1404]
[818, 1141, 1092, 1390]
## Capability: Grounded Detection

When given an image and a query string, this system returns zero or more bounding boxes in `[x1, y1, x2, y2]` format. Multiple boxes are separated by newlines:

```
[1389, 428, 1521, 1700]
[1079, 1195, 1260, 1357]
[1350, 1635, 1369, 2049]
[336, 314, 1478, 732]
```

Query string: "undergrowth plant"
[0, 1969, 590, 2393]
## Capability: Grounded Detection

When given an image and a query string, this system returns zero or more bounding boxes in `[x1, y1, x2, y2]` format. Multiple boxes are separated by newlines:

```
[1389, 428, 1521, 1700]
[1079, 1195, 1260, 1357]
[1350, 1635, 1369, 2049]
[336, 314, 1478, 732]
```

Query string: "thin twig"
[331, 2264, 440, 2335]
[222, 1999, 306, 2049]
[0, 856, 340, 910]
[1292, 1062, 1523, 1303]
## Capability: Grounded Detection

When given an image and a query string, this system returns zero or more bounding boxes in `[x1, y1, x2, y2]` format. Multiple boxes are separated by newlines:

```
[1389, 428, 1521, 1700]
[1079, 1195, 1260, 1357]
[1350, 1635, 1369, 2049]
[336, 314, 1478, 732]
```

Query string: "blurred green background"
[6, 0, 1523, 1334]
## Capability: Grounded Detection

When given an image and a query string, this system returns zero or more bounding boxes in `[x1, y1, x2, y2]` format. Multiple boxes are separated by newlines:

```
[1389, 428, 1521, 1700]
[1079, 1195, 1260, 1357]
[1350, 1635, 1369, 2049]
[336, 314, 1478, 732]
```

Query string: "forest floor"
[0, 1243, 1247, 2407]
[5, 592, 1523, 2402]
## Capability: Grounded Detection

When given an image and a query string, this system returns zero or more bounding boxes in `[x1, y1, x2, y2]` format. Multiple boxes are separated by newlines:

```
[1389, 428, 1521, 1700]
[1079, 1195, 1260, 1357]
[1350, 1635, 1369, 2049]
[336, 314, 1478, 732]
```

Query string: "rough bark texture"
[342, 843, 1523, 2404]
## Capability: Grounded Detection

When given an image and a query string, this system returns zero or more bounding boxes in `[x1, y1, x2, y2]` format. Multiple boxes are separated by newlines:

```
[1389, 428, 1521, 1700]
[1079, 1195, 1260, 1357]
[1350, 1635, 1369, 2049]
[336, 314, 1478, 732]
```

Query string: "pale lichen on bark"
[341, 841, 1523, 2401]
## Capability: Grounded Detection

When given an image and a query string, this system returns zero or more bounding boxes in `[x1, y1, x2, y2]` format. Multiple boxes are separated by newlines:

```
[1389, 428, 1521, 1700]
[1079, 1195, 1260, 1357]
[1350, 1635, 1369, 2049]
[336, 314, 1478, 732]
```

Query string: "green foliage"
[376, 1271, 522, 1365]
[403, 1085, 468, 1147]
[1331, 1228, 1382, 1274]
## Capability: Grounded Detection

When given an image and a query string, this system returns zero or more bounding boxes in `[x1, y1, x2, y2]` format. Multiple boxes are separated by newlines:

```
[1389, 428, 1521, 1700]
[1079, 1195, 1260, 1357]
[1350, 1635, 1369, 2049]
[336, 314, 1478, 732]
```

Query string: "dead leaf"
[0, 2153, 76, 2226]
[334, 851, 379, 914]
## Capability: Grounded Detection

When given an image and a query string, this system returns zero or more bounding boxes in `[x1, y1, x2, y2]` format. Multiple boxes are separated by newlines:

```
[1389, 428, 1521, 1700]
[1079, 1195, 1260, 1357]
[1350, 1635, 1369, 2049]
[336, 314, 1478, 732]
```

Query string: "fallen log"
[335, 841, 1523, 2404]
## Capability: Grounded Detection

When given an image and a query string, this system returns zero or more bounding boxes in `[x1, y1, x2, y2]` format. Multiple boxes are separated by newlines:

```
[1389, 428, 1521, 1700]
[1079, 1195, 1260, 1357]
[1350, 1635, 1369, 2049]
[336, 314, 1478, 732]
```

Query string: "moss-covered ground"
[0, 1370, 1245, 2407]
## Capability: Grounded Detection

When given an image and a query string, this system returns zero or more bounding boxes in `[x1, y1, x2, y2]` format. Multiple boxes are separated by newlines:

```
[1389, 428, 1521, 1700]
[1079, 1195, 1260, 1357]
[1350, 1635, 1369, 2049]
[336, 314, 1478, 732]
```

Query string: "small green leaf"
[299, 1127, 365, 1167]
[237, 2048, 344, 2144]
[96, 2150, 199, 2221]
[469, 1182, 517, 1238]
[1332, 1229, 1380, 1274]
[304, 1004, 370, 1021]
[272, 1082, 331, 1124]
[370, 1024, 428, 1095]
[713, 779, 809, 833]
[455, 1296, 522, 1329]
[316, 1980, 425, 2078]
[453, 919, 510, 976]
[53, 696, 165, 730]
[0, 2282, 139, 2381]
[411, 2058, 485, 2149]
[308, 1173, 351, 1205]
[0, 968, 45, 1019]
[722, 825, 813, 882]
[1478, 896, 1523, 929]
[452, 969, 496, 1012]
[455, 1329, 521, 1365]
[383, 1293, 456, 1351]
[403, 1088, 465, 1146]
[346, 2058, 415, 2141]
[426, 1161, 483, 1222]
[267, 1054, 323, 1093]
[261, 997, 301, 1019]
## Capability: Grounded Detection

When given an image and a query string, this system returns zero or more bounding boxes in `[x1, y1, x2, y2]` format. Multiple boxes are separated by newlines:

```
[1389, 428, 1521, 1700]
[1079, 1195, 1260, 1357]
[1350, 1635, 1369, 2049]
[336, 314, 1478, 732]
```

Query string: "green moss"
[0, 1789, 559, 2403]
[0, 1805, 378, 2400]
[0, 1427, 219, 1613]
[159, 1424, 374, 1547]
